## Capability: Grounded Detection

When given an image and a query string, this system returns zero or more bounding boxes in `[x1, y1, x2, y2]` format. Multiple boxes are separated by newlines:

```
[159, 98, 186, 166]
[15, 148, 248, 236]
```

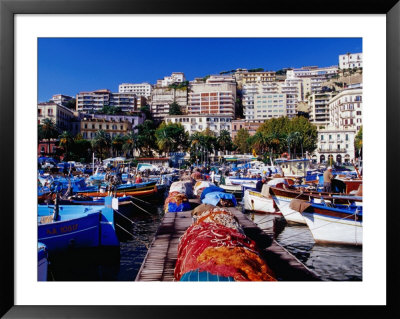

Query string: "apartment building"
[328, 88, 362, 132]
[308, 92, 337, 129]
[339, 53, 363, 69]
[231, 119, 264, 141]
[164, 114, 232, 136]
[50, 94, 73, 107]
[242, 82, 280, 120]
[77, 117, 132, 140]
[187, 75, 236, 116]
[313, 128, 356, 164]
[278, 76, 303, 118]
[253, 93, 287, 120]
[76, 89, 139, 112]
[37, 102, 75, 131]
[118, 82, 152, 98]
[156, 72, 186, 87]
[150, 87, 188, 120]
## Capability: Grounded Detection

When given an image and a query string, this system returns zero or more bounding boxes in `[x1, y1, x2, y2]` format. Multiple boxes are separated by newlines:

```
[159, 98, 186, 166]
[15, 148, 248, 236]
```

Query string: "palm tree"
[58, 131, 74, 160]
[217, 130, 233, 155]
[40, 118, 59, 156]
[91, 130, 111, 160]
[122, 131, 137, 158]
[112, 134, 125, 157]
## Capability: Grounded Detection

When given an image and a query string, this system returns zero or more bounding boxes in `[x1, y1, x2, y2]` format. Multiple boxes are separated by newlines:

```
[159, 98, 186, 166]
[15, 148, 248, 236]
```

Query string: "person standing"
[323, 167, 334, 192]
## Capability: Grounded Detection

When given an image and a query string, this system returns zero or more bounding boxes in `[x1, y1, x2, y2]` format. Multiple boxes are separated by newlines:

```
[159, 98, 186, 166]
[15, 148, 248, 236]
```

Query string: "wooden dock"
[135, 202, 319, 281]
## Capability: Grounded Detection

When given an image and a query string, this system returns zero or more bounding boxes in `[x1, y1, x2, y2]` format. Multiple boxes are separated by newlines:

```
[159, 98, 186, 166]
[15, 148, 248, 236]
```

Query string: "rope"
[115, 223, 149, 249]
[129, 201, 153, 216]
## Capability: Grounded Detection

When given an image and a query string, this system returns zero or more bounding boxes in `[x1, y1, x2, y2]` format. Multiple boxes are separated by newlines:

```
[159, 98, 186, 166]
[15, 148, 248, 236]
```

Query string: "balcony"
[318, 148, 344, 153]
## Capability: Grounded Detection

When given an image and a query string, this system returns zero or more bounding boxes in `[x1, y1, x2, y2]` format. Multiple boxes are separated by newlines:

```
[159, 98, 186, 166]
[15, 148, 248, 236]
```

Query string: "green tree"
[135, 120, 157, 156]
[65, 98, 76, 110]
[39, 118, 59, 156]
[58, 131, 74, 160]
[69, 138, 92, 163]
[91, 130, 111, 160]
[217, 130, 233, 155]
[168, 102, 183, 115]
[189, 129, 218, 164]
[155, 122, 189, 155]
[233, 128, 251, 154]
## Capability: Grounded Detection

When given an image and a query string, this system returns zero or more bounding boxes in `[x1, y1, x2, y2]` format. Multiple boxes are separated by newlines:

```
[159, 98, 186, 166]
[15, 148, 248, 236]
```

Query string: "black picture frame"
[1, 0, 398, 317]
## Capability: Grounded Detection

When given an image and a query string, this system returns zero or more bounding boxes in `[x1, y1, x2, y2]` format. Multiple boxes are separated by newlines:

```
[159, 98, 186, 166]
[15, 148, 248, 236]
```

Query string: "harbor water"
[47, 202, 361, 281]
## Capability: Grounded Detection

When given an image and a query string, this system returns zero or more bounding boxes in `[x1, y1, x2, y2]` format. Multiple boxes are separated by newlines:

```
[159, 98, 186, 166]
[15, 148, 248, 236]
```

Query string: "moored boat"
[38, 242, 48, 281]
[300, 201, 362, 246]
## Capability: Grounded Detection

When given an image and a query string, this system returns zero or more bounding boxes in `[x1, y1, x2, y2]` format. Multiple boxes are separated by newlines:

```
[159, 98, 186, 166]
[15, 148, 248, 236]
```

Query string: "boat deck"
[135, 200, 319, 281]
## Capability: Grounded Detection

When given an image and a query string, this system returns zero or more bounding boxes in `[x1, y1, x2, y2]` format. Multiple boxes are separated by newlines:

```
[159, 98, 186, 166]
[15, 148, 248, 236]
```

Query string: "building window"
[321, 135, 324, 141]
[329, 135, 332, 140]
[346, 134, 349, 141]
[92, 124, 95, 129]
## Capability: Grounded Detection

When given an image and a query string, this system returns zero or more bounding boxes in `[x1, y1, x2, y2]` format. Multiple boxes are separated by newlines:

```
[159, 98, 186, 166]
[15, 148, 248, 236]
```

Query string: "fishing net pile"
[193, 207, 242, 232]
[164, 191, 191, 213]
[175, 208, 276, 282]
[164, 181, 194, 213]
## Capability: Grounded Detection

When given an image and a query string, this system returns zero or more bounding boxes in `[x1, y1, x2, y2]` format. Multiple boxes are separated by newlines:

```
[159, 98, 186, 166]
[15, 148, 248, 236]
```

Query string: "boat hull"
[243, 190, 278, 214]
[302, 206, 362, 245]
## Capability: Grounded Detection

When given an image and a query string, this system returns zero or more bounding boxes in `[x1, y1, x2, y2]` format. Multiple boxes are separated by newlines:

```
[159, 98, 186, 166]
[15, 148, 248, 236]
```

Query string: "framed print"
[1, 0, 398, 317]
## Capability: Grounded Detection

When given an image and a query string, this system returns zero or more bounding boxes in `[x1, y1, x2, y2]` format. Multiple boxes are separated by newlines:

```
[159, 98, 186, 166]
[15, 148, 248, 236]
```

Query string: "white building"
[328, 88, 362, 132]
[339, 53, 363, 69]
[253, 93, 287, 120]
[242, 82, 280, 120]
[156, 72, 186, 87]
[51, 94, 73, 107]
[150, 87, 188, 120]
[164, 114, 232, 136]
[118, 83, 152, 98]
[313, 127, 356, 164]
[76, 89, 138, 112]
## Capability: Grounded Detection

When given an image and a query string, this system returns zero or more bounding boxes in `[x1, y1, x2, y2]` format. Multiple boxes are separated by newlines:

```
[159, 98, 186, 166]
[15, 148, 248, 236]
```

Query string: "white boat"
[243, 188, 277, 214]
[301, 203, 362, 245]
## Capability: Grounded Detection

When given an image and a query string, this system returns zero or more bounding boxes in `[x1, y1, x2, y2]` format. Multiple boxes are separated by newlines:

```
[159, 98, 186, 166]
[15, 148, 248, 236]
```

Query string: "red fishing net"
[175, 222, 276, 281]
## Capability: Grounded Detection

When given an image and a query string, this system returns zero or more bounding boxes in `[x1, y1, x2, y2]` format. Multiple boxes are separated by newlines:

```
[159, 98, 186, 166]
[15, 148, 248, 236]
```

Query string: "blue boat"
[38, 242, 48, 281]
[38, 197, 119, 253]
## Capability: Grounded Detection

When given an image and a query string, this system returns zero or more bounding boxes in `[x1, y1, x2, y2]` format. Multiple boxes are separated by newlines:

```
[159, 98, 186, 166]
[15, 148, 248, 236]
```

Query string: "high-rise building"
[150, 87, 188, 121]
[76, 89, 138, 112]
[253, 93, 287, 120]
[187, 75, 236, 116]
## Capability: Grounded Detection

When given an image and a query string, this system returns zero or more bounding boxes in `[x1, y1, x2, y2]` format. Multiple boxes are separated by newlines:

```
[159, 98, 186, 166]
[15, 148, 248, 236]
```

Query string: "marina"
[38, 157, 362, 282]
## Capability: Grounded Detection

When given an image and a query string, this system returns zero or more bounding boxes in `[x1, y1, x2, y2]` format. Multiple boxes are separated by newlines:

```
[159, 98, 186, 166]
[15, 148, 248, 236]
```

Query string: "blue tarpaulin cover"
[200, 186, 226, 200]
[202, 191, 237, 207]
[167, 201, 191, 213]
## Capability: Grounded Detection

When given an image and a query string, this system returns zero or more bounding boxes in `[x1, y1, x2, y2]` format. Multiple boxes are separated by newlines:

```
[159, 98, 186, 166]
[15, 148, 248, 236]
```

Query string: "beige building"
[38, 102, 75, 131]
[234, 69, 276, 89]
[328, 88, 362, 132]
[78, 117, 132, 140]
[156, 72, 186, 87]
[76, 89, 139, 112]
[187, 75, 236, 116]
[118, 82, 152, 98]
[150, 87, 188, 120]
[231, 119, 264, 140]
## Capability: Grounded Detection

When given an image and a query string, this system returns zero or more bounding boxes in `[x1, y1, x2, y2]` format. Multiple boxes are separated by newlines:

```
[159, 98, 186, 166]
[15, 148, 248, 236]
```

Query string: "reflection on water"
[247, 210, 362, 281]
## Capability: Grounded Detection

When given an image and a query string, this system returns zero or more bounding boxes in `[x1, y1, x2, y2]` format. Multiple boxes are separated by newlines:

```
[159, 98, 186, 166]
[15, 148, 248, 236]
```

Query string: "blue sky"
[38, 38, 362, 102]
